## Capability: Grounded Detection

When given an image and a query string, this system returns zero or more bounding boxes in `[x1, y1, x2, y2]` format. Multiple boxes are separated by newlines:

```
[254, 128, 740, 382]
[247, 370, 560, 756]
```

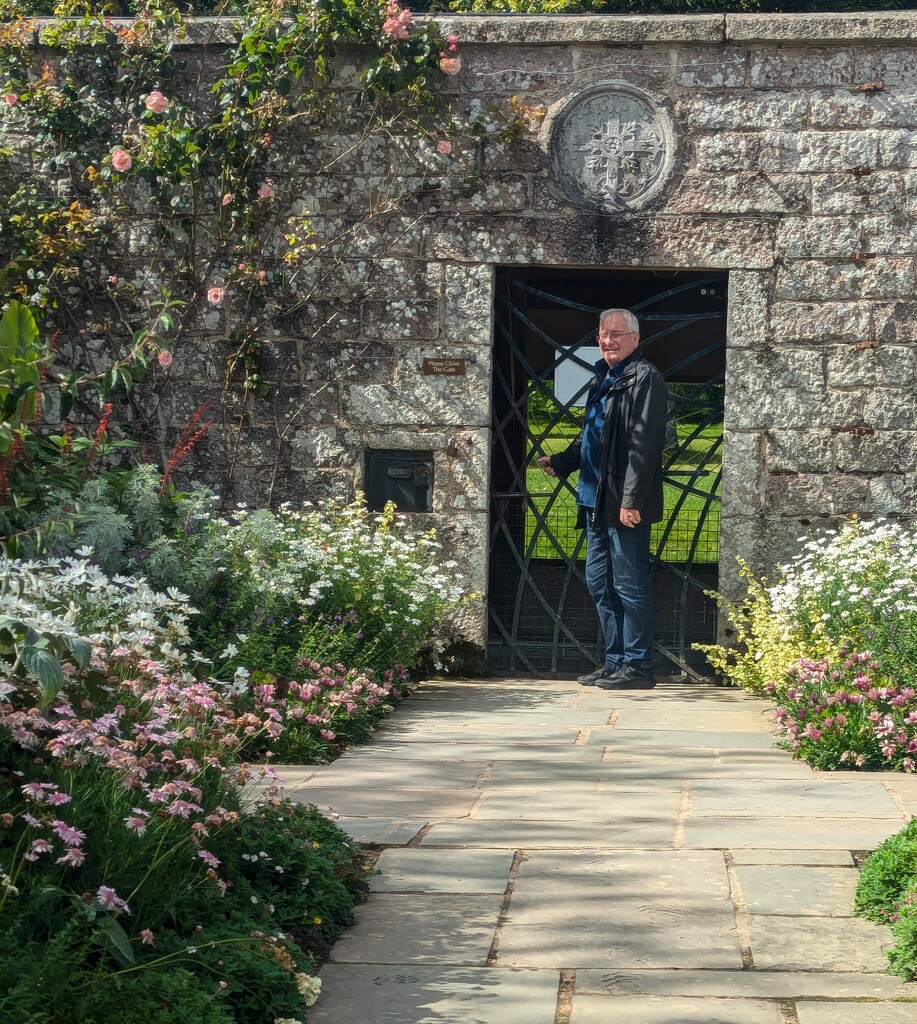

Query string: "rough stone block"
[462, 45, 574, 94]
[341, 345, 491, 427]
[748, 47, 854, 88]
[864, 386, 917, 427]
[868, 473, 917, 514]
[776, 258, 916, 301]
[808, 87, 917, 130]
[666, 173, 808, 216]
[826, 343, 916, 388]
[838, 428, 917, 470]
[769, 301, 873, 344]
[764, 473, 869, 516]
[861, 212, 917, 252]
[362, 299, 441, 341]
[874, 300, 917, 342]
[776, 217, 862, 259]
[721, 431, 765, 515]
[765, 431, 834, 474]
[811, 171, 906, 215]
[879, 129, 917, 169]
[443, 262, 494, 346]
[426, 215, 775, 271]
[680, 93, 809, 131]
[857, 44, 917, 86]
[434, 14, 726, 44]
[728, 272, 772, 349]
[674, 46, 747, 88]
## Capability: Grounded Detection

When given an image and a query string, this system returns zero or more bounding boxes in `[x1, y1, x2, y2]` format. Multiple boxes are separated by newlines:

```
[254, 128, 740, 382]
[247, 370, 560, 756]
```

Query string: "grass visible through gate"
[525, 419, 722, 564]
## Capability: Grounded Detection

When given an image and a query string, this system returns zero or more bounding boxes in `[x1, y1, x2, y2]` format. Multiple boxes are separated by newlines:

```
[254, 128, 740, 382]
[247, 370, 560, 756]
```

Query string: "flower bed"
[700, 519, 917, 772]
[0, 557, 378, 1023]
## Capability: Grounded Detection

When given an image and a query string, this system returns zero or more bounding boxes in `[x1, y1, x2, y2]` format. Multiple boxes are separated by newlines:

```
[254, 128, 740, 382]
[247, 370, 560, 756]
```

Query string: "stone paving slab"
[796, 1003, 917, 1023]
[574, 968, 914, 999]
[605, 730, 778, 750]
[332, 816, 427, 845]
[420, 817, 676, 849]
[612, 708, 776, 733]
[730, 849, 855, 866]
[684, 815, 904, 850]
[690, 779, 903, 818]
[474, 785, 683, 822]
[496, 850, 741, 969]
[736, 865, 859, 916]
[357, 739, 605, 761]
[597, 751, 816, 780]
[309, 965, 561, 1024]
[749, 916, 891, 971]
[371, 848, 513, 893]
[292, 758, 488, 790]
[283, 786, 478, 818]
[570, 994, 781, 1023]
[328, 894, 502, 966]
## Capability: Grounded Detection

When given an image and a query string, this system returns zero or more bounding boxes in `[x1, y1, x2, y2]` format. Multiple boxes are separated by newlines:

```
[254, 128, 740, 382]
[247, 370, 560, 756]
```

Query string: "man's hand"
[536, 455, 557, 478]
[619, 507, 641, 528]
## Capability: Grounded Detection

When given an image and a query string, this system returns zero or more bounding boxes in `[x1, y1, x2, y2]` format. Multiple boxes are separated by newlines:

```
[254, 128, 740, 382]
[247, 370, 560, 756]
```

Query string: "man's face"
[598, 314, 640, 368]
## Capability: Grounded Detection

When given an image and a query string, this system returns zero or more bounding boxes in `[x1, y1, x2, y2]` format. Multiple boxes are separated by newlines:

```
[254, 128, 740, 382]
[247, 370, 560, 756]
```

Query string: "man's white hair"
[599, 308, 640, 334]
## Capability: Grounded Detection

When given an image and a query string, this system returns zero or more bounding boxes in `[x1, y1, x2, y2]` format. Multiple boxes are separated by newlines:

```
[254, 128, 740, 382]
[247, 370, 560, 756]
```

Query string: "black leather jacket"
[549, 352, 668, 528]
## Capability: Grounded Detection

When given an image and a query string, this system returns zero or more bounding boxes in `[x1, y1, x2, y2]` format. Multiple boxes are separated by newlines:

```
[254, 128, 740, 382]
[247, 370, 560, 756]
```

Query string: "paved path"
[281, 677, 917, 1024]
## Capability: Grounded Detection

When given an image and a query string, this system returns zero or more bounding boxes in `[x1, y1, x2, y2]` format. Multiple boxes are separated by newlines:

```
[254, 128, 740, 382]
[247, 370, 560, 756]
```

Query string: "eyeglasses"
[597, 330, 636, 340]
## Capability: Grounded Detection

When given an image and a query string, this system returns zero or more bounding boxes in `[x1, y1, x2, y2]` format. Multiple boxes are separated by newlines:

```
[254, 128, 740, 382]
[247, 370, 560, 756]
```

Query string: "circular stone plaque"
[548, 82, 676, 213]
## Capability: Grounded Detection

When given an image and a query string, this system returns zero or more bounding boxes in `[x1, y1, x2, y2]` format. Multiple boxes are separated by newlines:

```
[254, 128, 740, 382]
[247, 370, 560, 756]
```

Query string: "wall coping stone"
[24, 13, 917, 50]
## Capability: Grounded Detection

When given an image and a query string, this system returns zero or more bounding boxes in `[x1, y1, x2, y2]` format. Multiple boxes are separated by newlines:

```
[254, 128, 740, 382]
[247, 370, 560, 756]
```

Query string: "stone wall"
[15, 12, 917, 666]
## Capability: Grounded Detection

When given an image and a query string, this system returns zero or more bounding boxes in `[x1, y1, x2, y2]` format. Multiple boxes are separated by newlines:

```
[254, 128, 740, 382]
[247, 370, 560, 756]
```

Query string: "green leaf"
[63, 635, 92, 670]
[96, 917, 135, 967]
[20, 645, 65, 707]
[0, 300, 40, 363]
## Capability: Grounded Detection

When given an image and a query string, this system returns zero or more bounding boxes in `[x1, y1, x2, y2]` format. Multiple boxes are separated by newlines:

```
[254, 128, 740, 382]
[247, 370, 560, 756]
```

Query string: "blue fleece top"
[576, 364, 622, 510]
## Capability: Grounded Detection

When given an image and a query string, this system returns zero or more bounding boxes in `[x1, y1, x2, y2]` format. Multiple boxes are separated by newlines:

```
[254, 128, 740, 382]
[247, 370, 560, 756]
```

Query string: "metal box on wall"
[365, 449, 434, 512]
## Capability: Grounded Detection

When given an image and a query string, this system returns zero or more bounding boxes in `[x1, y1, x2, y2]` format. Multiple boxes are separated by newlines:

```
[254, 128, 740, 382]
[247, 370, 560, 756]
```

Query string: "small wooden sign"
[423, 357, 466, 376]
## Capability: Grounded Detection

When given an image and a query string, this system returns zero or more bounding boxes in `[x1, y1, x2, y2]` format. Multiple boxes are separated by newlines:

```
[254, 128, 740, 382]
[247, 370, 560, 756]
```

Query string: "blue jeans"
[584, 516, 655, 670]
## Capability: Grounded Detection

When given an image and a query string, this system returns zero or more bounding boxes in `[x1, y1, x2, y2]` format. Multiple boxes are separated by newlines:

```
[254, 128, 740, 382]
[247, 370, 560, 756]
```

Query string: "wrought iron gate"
[488, 268, 726, 678]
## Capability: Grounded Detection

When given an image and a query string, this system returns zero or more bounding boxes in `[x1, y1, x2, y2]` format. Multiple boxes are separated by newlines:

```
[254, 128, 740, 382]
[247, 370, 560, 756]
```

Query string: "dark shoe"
[578, 665, 620, 686]
[594, 663, 656, 690]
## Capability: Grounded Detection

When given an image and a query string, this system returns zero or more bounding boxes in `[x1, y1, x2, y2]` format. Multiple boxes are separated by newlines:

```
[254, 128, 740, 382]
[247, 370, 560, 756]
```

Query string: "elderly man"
[537, 308, 668, 689]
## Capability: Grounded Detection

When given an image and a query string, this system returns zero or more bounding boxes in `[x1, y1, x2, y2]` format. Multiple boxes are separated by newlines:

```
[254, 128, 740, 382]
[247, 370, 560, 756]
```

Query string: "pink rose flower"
[207, 286, 225, 306]
[144, 90, 169, 114]
[436, 139, 453, 155]
[257, 270, 267, 281]
[221, 193, 233, 206]
[439, 56, 461, 76]
[447, 33, 459, 50]
[110, 148, 133, 173]
[140, 929, 155, 945]
[382, 17, 410, 41]
[257, 179, 275, 200]
[3, 93, 18, 106]
[157, 350, 173, 369]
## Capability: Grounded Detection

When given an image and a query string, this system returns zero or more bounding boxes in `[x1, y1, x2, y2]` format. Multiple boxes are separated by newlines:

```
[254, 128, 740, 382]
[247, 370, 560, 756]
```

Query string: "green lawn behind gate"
[525, 418, 722, 564]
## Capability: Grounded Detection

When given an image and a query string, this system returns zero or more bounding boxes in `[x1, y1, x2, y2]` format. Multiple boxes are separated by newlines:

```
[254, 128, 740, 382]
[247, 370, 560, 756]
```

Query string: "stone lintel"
[726, 12, 917, 44]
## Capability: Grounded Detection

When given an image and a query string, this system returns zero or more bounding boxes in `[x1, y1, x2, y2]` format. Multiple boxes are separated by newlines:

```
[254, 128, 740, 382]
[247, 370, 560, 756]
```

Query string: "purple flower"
[51, 820, 86, 847]
[96, 885, 131, 915]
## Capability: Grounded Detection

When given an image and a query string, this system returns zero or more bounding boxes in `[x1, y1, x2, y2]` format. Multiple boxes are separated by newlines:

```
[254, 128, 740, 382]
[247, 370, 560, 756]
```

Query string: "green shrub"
[855, 819, 917, 980]
[855, 818, 917, 924]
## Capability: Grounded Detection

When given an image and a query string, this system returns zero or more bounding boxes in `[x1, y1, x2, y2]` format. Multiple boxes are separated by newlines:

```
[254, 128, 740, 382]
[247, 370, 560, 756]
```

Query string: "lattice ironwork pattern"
[488, 268, 726, 678]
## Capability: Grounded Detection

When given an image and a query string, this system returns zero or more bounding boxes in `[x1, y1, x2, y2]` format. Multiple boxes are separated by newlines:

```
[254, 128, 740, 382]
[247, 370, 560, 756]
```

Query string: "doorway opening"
[488, 266, 726, 678]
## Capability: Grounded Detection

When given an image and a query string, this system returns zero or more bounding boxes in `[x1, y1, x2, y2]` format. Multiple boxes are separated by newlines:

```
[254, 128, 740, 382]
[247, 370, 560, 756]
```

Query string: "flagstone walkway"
[281, 677, 917, 1024]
